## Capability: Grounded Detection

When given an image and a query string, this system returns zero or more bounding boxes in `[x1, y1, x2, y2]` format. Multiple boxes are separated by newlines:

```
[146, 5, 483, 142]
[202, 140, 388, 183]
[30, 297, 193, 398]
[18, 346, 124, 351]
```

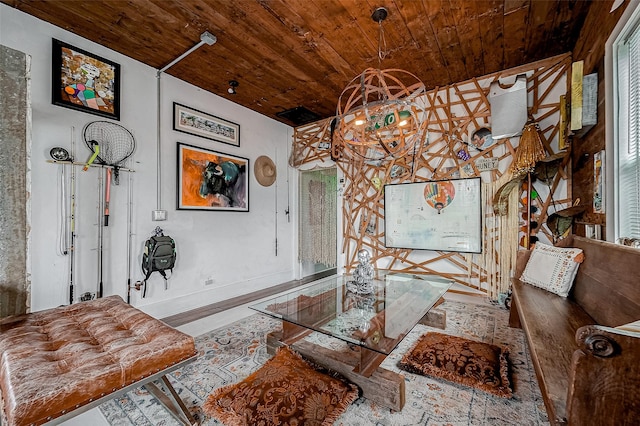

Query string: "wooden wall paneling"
[573, 0, 628, 76]
[292, 54, 571, 297]
[569, 0, 628, 236]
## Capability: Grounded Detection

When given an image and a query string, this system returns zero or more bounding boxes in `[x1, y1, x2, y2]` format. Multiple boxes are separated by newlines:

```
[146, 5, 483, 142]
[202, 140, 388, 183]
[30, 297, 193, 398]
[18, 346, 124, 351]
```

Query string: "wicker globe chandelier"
[333, 8, 428, 163]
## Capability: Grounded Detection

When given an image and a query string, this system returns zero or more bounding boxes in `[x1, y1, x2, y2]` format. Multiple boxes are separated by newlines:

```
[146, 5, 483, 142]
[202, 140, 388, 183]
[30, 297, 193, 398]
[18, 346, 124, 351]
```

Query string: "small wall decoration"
[52, 39, 120, 120]
[470, 127, 496, 151]
[476, 157, 500, 172]
[593, 150, 605, 213]
[489, 75, 528, 139]
[173, 103, 240, 147]
[177, 142, 248, 211]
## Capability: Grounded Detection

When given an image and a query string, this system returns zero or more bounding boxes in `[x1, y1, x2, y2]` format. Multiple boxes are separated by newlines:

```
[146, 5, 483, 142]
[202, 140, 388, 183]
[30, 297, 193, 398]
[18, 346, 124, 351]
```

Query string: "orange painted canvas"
[177, 143, 248, 211]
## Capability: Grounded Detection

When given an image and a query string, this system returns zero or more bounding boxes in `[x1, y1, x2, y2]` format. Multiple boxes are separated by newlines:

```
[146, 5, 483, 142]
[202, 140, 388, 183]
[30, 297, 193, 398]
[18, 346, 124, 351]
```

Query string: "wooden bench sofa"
[0, 295, 198, 425]
[509, 235, 640, 425]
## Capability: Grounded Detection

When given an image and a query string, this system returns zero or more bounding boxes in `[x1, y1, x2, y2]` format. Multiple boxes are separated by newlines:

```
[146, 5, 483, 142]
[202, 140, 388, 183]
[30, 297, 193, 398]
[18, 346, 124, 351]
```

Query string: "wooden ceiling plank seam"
[547, 0, 591, 57]
[264, 0, 365, 80]
[475, 0, 506, 75]
[388, 0, 444, 86]
[170, 15, 333, 116]
[366, 0, 430, 76]
[422, 0, 469, 84]
[523, 0, 560, 64]
[15, 0, 181, 69]
[418, 0, 455, 84]
[464, 0, 497, 76]
[194, 0, 347, 89]
[169, 5, 341, 117]
[503, 0, 529, 68]
[448, 0, 485, 78]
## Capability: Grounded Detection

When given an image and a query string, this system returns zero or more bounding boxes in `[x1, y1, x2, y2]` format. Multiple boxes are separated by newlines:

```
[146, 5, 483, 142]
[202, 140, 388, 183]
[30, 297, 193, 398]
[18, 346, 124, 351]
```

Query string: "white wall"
[1, 4, 297, 317]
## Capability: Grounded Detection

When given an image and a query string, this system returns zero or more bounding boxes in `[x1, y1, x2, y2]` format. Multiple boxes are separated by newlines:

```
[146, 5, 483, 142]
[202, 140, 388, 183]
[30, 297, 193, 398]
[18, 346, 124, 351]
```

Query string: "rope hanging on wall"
[510, 121, 547, 177]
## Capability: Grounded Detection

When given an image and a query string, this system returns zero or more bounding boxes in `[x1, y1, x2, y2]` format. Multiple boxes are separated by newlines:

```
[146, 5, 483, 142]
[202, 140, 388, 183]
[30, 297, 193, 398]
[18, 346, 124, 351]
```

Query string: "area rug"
[99, 300, 550, 425]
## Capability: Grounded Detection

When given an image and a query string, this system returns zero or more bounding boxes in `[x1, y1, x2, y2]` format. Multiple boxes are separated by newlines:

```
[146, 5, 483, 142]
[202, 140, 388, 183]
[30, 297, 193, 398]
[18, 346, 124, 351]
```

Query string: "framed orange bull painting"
[177, 142, 249, 212]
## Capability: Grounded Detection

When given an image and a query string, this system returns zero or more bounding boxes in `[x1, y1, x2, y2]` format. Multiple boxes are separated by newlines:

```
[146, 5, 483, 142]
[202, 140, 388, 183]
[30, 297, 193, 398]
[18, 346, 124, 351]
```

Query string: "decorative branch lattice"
[291, 53, 572, 298]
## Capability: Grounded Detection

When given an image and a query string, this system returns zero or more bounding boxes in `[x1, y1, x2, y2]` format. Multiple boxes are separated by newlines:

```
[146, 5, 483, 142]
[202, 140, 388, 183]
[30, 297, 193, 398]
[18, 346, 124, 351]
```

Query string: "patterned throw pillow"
[520, 243, 584, 297]
[203, 346, 359, 426]
[398, 332, 512, 398]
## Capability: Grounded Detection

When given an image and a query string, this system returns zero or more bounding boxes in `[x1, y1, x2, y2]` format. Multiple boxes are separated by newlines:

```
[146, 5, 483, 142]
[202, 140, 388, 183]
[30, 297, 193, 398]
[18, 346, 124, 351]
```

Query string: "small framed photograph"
[51, 39, 120, 120]
[173, 103, 240, 147]
[470, 127, 496, 151]
[177, 142, 248, 212]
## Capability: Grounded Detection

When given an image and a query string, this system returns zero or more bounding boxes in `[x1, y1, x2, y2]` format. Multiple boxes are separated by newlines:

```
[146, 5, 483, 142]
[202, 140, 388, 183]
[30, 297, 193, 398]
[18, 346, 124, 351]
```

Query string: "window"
[613, 3, 640, 240]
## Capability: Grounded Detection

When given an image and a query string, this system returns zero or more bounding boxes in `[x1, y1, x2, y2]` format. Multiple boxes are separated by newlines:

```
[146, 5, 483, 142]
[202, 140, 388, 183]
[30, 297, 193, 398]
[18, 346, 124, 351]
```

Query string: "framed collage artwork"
[51, 38, 120, 120]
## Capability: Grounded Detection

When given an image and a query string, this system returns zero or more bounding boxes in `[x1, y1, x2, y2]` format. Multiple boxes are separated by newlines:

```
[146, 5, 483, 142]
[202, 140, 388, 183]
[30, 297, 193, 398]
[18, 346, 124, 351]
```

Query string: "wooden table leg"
[290, 340, 405, 411]
[281, 321, 312, 344]
[353, 346, 387, 377]
[418, 307, 447, 329]
[265, 327, 405, 411]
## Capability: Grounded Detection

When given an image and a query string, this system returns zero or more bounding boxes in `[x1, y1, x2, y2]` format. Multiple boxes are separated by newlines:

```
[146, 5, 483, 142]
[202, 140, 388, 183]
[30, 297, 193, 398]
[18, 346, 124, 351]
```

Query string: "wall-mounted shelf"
[46, 159, 135, 172]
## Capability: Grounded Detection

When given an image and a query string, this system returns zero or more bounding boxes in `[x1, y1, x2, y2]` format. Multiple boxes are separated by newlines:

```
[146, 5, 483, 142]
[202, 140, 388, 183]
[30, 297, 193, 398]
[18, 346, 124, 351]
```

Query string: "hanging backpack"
[141, 231, 176, 297]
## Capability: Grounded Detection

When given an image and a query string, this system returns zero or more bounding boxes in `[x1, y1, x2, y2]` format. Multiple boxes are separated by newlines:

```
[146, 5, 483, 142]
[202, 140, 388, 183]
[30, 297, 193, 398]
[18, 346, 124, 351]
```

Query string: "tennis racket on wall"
[83, 121, 136, 226]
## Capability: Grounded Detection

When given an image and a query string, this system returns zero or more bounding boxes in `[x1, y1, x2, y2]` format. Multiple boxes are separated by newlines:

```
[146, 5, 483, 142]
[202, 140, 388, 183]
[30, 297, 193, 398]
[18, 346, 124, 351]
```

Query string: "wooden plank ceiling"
[2, 0, 592, 126]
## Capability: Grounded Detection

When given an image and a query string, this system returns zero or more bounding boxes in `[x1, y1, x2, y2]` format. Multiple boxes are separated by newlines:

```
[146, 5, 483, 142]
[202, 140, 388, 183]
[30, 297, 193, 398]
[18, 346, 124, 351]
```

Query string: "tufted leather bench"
[0, 295, 198, 425]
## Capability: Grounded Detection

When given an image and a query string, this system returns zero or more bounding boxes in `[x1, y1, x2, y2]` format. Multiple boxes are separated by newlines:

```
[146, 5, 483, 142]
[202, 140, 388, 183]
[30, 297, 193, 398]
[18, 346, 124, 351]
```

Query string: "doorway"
[298, 168, 337, 277]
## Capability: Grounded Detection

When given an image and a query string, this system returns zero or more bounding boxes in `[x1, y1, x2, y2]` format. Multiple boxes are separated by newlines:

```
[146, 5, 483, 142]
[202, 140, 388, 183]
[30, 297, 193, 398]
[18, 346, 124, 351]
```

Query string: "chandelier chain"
[377, 20, 387, 65]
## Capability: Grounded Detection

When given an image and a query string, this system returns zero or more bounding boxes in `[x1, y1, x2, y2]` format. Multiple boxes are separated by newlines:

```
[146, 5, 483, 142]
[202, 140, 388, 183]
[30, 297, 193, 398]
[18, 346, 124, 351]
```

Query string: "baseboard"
[160, 269, 336, 327]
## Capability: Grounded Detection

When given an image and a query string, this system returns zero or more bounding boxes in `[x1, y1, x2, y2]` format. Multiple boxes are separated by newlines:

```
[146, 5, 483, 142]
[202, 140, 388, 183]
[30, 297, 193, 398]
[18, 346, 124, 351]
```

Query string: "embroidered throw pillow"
[203, 346, 359, 425]
[398, 332, 512, 398]
[520, 243, 584, 297]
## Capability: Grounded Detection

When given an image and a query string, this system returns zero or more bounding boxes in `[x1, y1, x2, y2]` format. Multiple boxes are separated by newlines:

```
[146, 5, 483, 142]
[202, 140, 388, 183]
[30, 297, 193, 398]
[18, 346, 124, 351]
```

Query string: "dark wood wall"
[570, 0, 629, 237]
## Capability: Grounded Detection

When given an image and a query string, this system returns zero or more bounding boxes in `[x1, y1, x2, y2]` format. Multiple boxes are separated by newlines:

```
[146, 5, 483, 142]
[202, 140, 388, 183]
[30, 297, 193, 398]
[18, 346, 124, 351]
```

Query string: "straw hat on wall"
[254, 155, 277, 187]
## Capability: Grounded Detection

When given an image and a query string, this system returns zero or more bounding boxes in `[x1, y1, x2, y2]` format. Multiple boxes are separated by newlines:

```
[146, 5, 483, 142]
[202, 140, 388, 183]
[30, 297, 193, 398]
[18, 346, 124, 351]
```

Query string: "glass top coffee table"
[250, 271, 451, 411]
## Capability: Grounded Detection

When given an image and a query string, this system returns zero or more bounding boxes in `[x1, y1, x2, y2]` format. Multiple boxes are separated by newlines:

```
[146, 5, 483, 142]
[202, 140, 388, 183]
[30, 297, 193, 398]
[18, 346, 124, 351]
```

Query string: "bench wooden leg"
[145, 375, 199, 425]
[509, 302, 521, 328]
